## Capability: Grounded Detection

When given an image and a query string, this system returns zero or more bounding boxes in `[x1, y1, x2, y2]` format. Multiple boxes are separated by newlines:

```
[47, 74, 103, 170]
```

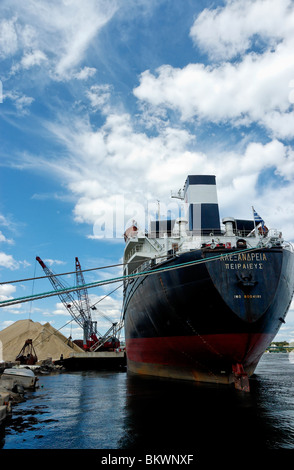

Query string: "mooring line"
[0, 246, 261, 308]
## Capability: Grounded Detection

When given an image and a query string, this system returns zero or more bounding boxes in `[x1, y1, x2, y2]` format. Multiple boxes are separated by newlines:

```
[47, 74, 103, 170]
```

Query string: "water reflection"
[1, 370, 127, 449]
[119, 354, 294, 452]
[119, 374, 263, 451]
[0, 354, 294, 453]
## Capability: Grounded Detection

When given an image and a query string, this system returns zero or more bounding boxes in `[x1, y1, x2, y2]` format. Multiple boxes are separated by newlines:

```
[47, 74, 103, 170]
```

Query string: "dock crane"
[74, 256, 98, 348]
[36, 256, 122, 351]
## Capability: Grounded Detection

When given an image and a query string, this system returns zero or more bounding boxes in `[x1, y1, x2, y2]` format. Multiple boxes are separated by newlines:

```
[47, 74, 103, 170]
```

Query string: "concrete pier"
[60, 350, 126, 371]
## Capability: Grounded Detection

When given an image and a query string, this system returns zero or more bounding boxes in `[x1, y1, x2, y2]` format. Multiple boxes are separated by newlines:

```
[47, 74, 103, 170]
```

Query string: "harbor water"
[1, 353, 294, 462]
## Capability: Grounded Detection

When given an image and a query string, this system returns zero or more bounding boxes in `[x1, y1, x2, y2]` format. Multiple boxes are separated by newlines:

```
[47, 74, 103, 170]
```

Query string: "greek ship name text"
[221, 253, 267, 270]
[220, 253, 267, 262]
[225, 263, 263, 270]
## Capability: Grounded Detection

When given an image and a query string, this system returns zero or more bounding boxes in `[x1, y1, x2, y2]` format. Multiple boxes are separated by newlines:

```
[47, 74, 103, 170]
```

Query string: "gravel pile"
[0, 319, 82, 363]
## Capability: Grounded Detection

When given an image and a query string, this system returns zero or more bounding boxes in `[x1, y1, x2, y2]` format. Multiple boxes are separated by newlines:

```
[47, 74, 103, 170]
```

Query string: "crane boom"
[75, 257, 91, 316]
[36, 256, 122, 352]
[75, 256, 98, 345]
[36, 256, 99, 348]
[36, 257, 84, 328]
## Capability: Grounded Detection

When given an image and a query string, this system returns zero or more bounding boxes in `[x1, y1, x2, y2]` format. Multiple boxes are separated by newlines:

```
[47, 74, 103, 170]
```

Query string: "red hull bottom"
[126, 333, 272, 385]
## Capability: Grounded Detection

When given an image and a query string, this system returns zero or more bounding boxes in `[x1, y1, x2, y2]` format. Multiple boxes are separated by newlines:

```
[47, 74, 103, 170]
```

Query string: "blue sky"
[0, 0, 294, 342]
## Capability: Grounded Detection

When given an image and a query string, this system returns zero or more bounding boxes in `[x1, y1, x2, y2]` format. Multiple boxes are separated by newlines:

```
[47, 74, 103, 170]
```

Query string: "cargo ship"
[123, 175, 294, 390]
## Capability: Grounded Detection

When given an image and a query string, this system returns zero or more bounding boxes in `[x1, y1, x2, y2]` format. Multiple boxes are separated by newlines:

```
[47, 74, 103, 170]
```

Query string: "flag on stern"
[253, 207, 266, 232]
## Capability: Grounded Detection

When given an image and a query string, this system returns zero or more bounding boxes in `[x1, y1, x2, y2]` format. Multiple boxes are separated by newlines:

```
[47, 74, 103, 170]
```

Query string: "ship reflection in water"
[119, 353, 294, 452]
[1, 354, 294, 454]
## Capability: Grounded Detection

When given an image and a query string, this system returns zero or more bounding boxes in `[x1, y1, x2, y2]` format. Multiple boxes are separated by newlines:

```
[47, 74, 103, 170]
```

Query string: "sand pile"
[0, 319, 83, 362]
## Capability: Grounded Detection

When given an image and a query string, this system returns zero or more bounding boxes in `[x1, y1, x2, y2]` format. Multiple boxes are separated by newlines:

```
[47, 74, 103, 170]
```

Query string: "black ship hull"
[123, 247, 294, 385]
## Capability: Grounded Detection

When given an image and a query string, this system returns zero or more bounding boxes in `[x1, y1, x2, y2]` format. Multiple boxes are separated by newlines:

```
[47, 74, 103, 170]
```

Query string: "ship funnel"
[183, 175, 220, 235]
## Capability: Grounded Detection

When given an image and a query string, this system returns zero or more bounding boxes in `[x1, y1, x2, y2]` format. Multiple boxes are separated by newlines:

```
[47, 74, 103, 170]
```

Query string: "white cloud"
[5, 90, 34, 113]
[42, 111, 207, 228]
[74, 66, 97, 80]
[0, 252, 18, 270]
[133, 0, 294, 138]
[0, 0, 118, 80]
[0, 215, 11, 227]
[262, 111, 294, 140]
[21, 101, 294, 242]
[190, 0, 294, 61]
[0, 17, 18, 58]
[53, 302, 70, 316]
[86, 84, 111, 112]
[2, 0, 293, 249]
[44, 259, 66, 267]
[0, 284, 16, 301]
[133, 45, 294, 136]
[20, 49, 47, 69]
[19, 260, 31, 269]
[0, 252, 30, 271]
[0, 231, 13, 244]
